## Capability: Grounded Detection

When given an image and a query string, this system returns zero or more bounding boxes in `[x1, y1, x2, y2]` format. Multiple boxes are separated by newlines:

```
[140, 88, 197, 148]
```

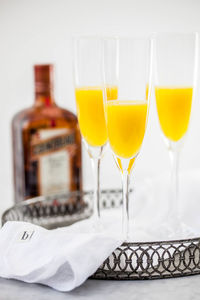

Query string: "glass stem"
[169, 147, 180, 220]
[122, 170, 130, 240]
[91, 158, 101, 221]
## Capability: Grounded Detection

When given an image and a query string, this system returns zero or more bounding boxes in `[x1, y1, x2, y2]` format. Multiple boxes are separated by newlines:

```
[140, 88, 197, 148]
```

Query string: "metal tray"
[2, 190, 200, 280]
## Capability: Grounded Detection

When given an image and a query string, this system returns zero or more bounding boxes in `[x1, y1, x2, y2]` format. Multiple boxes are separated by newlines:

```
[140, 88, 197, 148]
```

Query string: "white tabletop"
[0, 275, 199, 300]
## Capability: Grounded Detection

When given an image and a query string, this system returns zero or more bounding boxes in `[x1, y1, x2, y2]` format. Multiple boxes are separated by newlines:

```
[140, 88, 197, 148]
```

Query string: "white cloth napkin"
[0, 220, 123, 292]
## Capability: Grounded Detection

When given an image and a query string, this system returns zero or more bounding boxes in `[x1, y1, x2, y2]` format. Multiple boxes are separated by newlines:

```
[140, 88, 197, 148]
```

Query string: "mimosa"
[155, 87, 193, 142]
[106, 100, 148, 159]
[75, 86, 118, 147]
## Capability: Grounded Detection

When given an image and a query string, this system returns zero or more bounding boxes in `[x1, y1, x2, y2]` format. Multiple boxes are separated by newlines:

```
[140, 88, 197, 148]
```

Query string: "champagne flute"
[74, 37, 118, 225]
[154, 33, 198, 233]
[104, 37, 153, 239]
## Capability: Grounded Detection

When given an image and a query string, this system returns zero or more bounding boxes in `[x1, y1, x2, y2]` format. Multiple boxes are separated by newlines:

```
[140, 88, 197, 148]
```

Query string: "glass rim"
[72, 35, 103, 41]
[152, 31, 198, 39]
[72, 35, 153, 42]
[72, 33, 198, 42]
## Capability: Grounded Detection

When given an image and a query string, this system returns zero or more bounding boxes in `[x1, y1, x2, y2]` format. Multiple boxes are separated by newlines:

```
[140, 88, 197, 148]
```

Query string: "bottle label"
[30, 128, 75, 195]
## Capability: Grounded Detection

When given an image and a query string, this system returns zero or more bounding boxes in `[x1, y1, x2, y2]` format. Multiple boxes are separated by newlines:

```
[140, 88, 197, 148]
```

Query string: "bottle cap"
[34, 64, 54, 93]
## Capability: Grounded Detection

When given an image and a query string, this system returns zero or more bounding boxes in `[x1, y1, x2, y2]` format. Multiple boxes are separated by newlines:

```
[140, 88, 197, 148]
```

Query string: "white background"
[0, 0, 200, 214]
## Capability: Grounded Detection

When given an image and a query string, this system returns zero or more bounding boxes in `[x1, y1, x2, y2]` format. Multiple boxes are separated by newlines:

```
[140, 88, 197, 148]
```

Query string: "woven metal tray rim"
[2, 189, 200, 246]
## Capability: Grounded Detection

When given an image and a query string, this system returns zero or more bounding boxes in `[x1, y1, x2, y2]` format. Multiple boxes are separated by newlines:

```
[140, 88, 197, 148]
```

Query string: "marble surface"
[0, 275, 200, 300]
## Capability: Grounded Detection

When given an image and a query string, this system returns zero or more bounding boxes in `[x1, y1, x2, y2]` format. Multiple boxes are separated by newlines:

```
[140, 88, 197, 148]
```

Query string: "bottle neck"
[34, 64, 55, 108]
[35, 90, 55, 107]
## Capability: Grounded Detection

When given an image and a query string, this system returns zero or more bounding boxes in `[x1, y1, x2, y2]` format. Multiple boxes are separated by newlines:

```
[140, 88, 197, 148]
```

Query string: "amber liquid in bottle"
[12, 64, 82, 204]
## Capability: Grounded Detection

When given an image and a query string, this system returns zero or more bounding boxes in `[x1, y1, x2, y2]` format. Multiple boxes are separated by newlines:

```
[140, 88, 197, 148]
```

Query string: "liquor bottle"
[12, 64, 82, 204]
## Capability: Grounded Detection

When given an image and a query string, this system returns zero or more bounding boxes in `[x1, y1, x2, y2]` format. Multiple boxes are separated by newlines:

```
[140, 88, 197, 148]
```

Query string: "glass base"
[151, 216, 199, 240]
